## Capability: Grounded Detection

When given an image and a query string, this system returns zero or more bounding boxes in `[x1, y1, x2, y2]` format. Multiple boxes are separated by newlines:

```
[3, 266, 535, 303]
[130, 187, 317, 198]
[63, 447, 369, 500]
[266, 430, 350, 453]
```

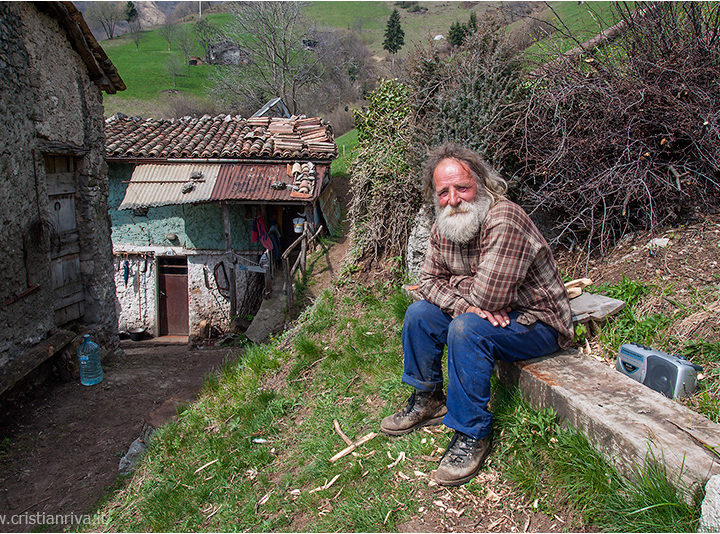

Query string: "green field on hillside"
[102, 13, 230, 117]
[523, 1, 625, 57]
[101, 2, 622, 118]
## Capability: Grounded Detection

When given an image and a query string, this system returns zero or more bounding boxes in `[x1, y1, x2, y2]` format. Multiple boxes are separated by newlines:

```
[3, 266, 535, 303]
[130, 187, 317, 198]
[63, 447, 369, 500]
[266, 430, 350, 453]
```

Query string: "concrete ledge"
[496, 350, 720, 494]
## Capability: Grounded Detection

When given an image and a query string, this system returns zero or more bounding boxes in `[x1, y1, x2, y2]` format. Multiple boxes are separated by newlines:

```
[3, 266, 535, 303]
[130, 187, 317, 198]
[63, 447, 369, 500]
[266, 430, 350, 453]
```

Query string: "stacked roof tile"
[105, 114, 338, 161]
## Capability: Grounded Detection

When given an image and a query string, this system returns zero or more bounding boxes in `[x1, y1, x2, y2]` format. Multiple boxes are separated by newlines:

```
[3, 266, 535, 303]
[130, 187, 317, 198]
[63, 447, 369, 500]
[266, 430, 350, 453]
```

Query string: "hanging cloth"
[251, 216, 273, 250]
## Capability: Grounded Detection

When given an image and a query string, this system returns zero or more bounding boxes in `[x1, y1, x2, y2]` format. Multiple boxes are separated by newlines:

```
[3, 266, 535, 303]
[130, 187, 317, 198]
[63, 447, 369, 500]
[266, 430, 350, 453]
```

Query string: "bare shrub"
[323, 103, 359, 138]
[165, 94, 218, 118]
[506, 2, 720, 256]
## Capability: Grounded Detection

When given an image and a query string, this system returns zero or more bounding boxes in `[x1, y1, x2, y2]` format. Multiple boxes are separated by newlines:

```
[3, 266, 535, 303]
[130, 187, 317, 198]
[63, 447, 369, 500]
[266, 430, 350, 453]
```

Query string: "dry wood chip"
[387, 451, 406, 468]
[486, 488, 501, 502]
[413, 470, 427, 477]
[420, 454, 441, 462]
[397, 472, 410, 480]
[309, 473, 341, 494]
[257, 492, 271, 506]
[206, 503, 223, 519]
[194, 458, 218, 474]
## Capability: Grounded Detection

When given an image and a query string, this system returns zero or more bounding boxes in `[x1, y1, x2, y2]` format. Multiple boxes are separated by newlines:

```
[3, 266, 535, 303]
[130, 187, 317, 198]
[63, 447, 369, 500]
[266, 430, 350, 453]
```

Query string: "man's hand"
[467, 306, 512, 327]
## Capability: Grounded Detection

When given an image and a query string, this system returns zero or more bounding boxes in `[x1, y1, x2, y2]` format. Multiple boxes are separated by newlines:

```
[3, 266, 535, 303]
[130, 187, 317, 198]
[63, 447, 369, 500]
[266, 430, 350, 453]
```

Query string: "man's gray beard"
[435, 195, 492, 244]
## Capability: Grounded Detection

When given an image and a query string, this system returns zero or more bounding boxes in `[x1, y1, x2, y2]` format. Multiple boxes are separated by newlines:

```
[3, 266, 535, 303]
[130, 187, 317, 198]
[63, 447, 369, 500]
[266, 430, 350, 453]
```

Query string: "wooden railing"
[281, 224, 325, 314]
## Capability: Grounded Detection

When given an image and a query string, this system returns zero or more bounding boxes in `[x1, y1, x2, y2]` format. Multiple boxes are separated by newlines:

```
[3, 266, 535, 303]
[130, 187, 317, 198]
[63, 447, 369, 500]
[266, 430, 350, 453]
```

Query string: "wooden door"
[158, 257, 189, 336]
[45, 155, 84, 326]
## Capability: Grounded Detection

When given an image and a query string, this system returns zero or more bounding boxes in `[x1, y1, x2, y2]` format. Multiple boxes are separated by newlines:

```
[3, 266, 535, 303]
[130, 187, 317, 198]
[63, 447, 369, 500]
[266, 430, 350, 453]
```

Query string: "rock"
[647, 237, 670, 248]
[406, 205, 434, 283]
[118, 423, 154, 475]
[700, 475, 720, 533]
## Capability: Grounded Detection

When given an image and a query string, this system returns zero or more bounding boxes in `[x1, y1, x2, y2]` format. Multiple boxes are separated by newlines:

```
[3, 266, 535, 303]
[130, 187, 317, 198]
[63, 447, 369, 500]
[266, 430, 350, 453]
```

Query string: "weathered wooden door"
[158, 257, 189, 336]
[45, 155, 84, 326]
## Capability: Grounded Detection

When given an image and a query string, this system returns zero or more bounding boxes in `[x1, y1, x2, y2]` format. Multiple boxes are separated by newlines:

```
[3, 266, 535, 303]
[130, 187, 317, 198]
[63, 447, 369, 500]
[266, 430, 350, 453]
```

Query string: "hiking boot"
[380, 387, 447, 436]
[434, 431, 492, 486]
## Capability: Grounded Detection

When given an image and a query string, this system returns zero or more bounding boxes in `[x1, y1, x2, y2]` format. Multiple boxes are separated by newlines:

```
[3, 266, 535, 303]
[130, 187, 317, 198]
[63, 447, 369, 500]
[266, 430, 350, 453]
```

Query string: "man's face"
[432, 158, 490, 244]
[433, 158, 478, 208]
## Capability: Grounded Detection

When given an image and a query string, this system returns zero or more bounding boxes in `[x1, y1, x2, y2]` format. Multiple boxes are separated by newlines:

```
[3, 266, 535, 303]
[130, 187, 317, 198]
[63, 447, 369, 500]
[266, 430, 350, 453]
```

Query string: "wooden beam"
[222, 203, 236, 319]
[0, 329, 76, 395]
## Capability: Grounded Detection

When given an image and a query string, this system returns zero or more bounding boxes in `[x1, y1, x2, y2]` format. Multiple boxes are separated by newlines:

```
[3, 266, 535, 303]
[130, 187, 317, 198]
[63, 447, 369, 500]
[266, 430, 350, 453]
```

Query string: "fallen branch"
[329, 432, 377, 462]
[333, 419, 353, 446]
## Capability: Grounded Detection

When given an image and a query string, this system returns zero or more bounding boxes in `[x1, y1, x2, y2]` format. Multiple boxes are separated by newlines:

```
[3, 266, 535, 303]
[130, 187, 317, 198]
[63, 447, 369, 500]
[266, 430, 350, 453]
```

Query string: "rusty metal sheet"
[118, 163, 220, 210]
[212, 163, 328, 203]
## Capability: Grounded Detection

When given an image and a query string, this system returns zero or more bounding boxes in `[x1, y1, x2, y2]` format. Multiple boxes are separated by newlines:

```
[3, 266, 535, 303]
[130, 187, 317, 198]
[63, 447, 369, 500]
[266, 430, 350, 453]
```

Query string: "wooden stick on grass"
[329, 432, 377, 463]
[333, 419, 353, 446]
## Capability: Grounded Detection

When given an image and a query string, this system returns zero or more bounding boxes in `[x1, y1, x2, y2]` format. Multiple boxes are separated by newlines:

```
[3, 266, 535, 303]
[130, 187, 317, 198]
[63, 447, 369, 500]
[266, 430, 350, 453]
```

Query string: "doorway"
[158, 257, 188, 336]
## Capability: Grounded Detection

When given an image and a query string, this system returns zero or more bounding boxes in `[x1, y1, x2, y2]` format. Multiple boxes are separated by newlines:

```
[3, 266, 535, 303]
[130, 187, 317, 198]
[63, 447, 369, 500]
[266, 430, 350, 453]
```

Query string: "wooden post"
[222, 203, 236, 319]
[304, 202, 315, 235]
[284, 256, 293, 315]
[300, 225, 307, 279]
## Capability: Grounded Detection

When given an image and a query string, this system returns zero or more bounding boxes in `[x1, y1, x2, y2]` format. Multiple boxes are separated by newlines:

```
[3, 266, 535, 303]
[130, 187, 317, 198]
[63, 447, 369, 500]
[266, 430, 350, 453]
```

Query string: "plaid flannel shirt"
[418, 199, 574, 348]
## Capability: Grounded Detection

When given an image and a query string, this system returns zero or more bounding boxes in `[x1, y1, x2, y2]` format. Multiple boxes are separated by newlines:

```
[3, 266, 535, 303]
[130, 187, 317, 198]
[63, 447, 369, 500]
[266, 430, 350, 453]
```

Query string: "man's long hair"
[421, 143, 507, 204]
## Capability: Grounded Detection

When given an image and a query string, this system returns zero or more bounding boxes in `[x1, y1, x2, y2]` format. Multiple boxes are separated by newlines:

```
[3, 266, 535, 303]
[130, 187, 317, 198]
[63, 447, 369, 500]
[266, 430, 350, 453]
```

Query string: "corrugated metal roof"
[212, 164, 328, 203]
[118, 163, 220, 210]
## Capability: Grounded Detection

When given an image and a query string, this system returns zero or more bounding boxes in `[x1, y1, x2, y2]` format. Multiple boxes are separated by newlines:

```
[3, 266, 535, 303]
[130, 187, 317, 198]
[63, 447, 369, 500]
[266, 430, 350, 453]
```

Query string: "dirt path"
[0, 341, 232, 531]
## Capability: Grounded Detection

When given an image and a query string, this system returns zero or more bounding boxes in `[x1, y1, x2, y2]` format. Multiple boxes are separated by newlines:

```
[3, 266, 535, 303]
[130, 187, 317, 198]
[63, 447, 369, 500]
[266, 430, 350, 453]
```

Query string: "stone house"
[104, 114, 339, 342]
[0, 2, 125, 395]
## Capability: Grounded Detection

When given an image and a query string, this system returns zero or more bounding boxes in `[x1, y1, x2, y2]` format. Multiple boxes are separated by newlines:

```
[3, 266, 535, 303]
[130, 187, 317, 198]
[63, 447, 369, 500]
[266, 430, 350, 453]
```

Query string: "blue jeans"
[401, 300, 560, 439]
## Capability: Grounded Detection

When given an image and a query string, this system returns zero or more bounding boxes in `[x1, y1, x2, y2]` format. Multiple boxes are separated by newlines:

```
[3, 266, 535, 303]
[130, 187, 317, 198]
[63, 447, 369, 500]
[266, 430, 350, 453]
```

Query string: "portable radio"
[616, 342, 702, 399]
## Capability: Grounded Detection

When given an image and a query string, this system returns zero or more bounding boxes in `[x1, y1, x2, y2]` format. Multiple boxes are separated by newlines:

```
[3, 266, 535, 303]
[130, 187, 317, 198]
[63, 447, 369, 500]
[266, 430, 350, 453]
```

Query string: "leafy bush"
[406, 19, 524, 172]
[348, 79, 420, 265]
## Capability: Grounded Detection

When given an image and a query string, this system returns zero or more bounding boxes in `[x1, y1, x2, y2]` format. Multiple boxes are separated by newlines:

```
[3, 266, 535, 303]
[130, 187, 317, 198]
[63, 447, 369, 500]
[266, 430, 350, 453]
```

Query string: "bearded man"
[380, 143, 573, 486]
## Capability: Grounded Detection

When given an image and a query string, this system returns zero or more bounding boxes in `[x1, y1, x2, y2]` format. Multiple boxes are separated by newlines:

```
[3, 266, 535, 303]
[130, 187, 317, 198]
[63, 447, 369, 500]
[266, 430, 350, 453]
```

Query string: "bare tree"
[211, 2, 322, 114]
[176, 25, 196, 74]
[128, 18, 142, 50]
[158, 18, 177, 51]
[166, 54, 184, 89]
[194, 17, 217, 62]
[85, 2, 125, 40]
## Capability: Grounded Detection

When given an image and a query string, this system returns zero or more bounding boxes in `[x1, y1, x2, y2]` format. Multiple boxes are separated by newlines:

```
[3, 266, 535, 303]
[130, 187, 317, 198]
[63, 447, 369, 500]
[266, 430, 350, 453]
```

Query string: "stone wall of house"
[113, 247, 263, 341]
[0, 4, 118, 387]
[114, 254, 158, 335]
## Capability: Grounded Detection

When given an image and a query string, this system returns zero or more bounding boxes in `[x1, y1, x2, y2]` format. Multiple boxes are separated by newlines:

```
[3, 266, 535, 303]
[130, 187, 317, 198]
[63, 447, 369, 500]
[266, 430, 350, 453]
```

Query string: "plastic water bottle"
[77, 334, 103, 386]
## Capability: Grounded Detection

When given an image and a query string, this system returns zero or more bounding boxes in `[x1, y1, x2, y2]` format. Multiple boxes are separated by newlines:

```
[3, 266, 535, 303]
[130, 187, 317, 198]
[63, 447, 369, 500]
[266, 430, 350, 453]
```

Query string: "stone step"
[496, 350, 720, 496]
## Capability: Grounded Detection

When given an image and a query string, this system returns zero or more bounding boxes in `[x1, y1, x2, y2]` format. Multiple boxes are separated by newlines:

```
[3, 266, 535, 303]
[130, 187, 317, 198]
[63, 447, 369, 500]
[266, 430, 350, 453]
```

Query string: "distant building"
[208, 41, 249, 66]
[0, 2, 124, 395]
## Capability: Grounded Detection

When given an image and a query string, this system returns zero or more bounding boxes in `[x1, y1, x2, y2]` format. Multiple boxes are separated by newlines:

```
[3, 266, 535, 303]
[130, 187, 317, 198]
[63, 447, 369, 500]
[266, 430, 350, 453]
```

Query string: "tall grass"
[493, 383, 703, 532]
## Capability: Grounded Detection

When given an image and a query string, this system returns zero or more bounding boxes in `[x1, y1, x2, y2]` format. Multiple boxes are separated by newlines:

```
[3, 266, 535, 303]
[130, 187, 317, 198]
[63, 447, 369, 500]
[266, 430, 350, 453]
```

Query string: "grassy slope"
[331, 128, 359, 177]
[522, 1, 626, 57]
[85, 276, 702, 532]
[102, 13, 230, 117]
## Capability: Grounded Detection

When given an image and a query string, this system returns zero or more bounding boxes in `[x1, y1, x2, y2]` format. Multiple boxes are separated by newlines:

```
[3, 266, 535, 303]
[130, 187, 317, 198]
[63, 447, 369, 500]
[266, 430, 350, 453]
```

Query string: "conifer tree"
[468, 10, 478, 32]
[448, 21, 467, 47]
[383, 8, 405, 69]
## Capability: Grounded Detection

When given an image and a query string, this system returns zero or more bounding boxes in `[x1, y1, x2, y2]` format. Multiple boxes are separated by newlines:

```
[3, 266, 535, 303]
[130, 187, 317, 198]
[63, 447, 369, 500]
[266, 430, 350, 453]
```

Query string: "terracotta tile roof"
[105, 114, 338, 161]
